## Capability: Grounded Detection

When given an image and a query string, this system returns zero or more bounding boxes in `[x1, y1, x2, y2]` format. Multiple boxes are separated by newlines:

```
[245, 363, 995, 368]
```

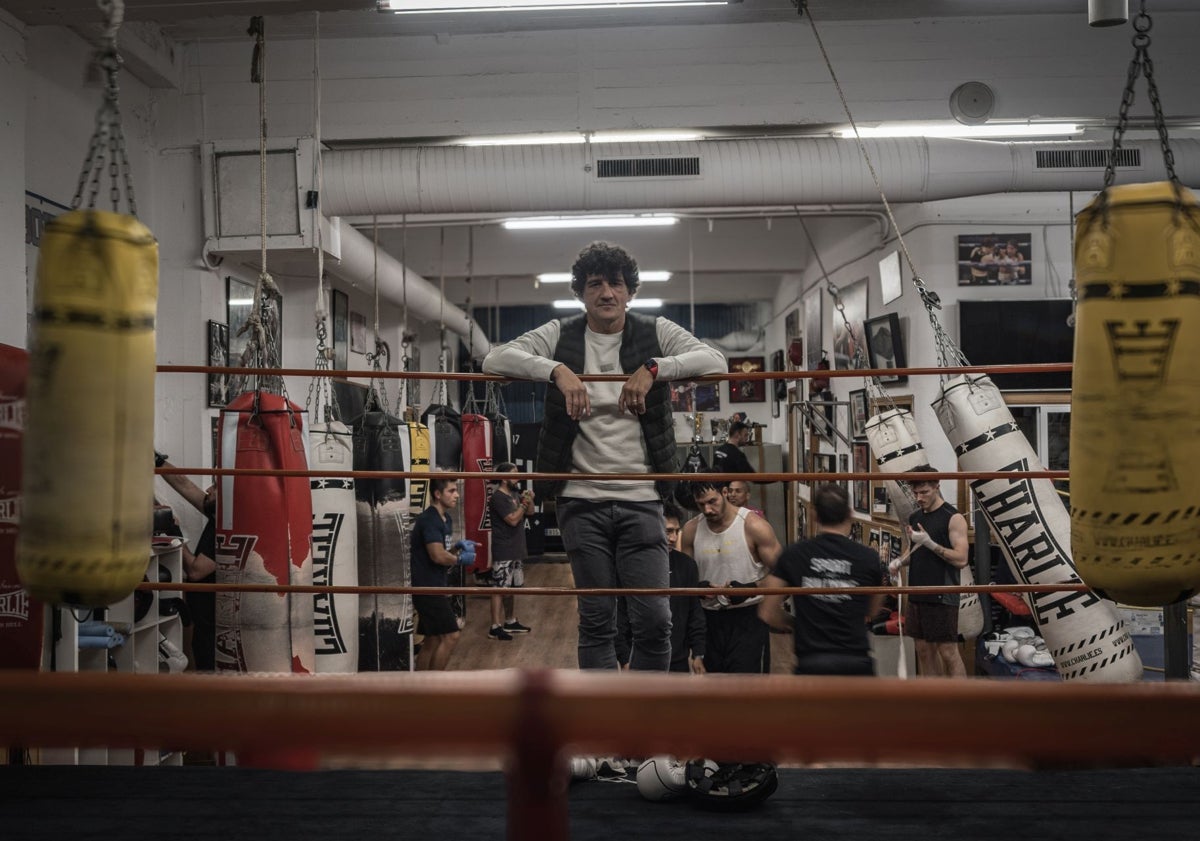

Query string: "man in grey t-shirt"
[485, 462, 535, 641]
[482, 241, 725, 670]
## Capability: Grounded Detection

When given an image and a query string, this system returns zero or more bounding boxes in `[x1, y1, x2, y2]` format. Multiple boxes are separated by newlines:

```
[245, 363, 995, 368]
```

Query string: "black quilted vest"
[536, 312, 678, 498]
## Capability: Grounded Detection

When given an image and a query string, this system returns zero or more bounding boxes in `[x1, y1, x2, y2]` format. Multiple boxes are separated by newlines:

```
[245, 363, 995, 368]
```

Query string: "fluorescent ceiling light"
[537, 271, 671, 283]
[228, 298, 255, 306]
[834, 122, 1081, 139]
[380, 0, 725, 12]
[462, 131, 701, 146]
[505, 215, 678, 230]
[553, 299, 664, 309]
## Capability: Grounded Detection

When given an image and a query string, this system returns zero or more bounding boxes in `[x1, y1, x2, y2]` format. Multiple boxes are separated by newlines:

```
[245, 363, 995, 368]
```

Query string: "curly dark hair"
[570, 241, 640, 298]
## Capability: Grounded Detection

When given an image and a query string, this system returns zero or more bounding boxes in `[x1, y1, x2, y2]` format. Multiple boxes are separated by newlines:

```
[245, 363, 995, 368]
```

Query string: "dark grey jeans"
[557, 498, 672, 671]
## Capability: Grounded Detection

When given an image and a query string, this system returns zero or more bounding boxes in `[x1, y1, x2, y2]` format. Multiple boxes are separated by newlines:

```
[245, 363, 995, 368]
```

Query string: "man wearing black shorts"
[411, 476, 470, 671]
[889, 465, 969, 677]
[759, 483, 884, 676]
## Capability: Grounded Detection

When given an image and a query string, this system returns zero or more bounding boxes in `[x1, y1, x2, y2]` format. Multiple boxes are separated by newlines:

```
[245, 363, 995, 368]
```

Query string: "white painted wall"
[0, 11, 27, 348]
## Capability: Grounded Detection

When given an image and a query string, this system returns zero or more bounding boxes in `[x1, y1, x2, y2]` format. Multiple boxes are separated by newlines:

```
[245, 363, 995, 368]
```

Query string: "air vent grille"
[1035, 148, 1140, 169]
[596, 157, 700, 178]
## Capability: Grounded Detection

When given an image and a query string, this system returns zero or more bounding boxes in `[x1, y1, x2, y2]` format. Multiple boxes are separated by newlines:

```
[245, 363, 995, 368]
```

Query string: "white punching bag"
[309, 420, 359, 673]
[933, 374, 1141, 682]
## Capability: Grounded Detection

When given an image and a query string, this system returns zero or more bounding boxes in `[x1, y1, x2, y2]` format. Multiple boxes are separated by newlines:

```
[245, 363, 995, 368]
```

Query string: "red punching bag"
[460, 414, 493, 574]
[0, 345, 44, 669]
[215, 392, 315, 675]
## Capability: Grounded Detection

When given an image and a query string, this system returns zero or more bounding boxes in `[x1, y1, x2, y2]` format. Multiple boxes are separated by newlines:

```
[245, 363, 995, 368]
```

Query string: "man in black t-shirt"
[485, 463, 535, 641]
[411, 476, 471, 671]
[713, 421, 756, 475]
[759, 483, 883, 676]
[888, 465, 969, 678]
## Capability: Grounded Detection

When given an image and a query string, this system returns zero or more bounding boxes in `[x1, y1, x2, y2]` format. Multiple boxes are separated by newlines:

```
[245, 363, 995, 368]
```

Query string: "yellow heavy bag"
[1072, 182, 1200, 606]
[18, 210, 158, 606]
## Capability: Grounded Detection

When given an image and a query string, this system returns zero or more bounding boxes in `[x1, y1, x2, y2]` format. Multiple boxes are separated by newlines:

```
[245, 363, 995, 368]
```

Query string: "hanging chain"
[71, 0, 138, 216]
[1104, 2, 1177, 190]
[805, 5, 969, 382]
[364, 216, 391, 413]
[463, 227, 480, 414]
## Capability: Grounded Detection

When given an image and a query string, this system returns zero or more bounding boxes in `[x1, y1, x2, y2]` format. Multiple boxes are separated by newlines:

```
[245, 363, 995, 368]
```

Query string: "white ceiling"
[6, 0, 1196, 41]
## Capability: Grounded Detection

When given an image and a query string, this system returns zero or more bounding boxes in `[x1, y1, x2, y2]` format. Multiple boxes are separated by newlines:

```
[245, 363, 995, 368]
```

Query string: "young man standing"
[485, 462, 534, 641]
[410, 477, 471, 671]
[759, 483, 884, 676]
[723, 479, 764, 518]
[681, 479, 782, 674]
[713, 421, 756, 475]
[888, 465, 970, 677]
[482, 241, 725, 671]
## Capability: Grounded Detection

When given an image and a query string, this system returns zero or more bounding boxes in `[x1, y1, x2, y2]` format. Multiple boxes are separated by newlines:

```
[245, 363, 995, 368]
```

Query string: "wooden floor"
[447, 557, 794, 674]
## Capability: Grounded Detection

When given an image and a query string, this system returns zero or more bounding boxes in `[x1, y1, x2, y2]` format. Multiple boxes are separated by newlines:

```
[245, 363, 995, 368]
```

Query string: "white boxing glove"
[909, 527, 936, 551]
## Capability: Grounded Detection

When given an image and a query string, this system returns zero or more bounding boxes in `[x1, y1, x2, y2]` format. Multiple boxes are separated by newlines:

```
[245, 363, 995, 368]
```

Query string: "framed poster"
[879, 250, 904, 305]
[728, 356, 766, 404]
[848, 388, 868, 439]
[865, 313, 908, 384]
[350, 311, 367, 355]
[206, 320, 229, 408]
[332, 289, 349, 372]
[770, 349, 785, 419]
[226, 275, 256, 367]
[832, 277, 868, 371]
[804, 291, 823, 371]
[852, 440, 871, 515]
[957, 233, 1032, 286]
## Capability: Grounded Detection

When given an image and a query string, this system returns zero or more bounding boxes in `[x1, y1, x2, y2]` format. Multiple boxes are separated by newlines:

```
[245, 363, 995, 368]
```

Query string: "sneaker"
[488, 626, 514, 641]
[503, 620, 532, 634]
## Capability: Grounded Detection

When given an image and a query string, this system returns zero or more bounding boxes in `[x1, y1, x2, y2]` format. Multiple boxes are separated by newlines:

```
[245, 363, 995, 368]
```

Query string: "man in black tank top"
[890, 465, 970, 677]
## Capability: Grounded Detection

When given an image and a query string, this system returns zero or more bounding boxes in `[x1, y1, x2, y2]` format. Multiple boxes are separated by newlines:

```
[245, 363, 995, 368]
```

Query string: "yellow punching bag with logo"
[1072, 182, 1200, 606]
[18, 210, 158, 607]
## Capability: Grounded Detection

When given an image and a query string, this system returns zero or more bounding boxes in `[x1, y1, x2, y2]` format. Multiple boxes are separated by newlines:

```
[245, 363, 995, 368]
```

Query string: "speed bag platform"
[934, 374, 1141, 682]
[1072, 181, 1200, 606]
[216, 392, 315, 674]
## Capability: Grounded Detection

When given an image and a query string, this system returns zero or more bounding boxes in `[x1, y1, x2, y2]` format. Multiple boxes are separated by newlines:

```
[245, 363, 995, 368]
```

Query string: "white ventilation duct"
[327, 217, 491, 359]
[321, 137, 1200, 216]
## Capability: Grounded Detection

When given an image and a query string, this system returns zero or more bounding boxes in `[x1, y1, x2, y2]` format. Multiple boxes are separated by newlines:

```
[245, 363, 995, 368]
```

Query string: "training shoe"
[503, 620, 532, 634]
[488, 626, 514, 641]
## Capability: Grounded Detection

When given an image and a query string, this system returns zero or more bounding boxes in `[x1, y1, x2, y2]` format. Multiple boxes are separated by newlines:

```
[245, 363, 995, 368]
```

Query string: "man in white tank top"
[681, 478, 782, 673]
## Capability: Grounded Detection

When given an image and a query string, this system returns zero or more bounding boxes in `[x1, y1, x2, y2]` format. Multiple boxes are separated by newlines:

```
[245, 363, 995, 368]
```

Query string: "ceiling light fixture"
[462, 131, 702, 146]
[504, 215, 678, 230]
[379, 0, 726, 13]
[834, 122, 1081, 139]
[537, 271, 671, 283]
[553, 298, 664, 309]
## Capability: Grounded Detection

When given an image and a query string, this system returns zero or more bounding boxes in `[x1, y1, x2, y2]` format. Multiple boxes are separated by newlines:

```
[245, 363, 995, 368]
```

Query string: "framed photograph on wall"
[206, 320, 229, 408]
[832, 277, 868, 371]
[332, 289, 349, 372]
[728, 356, 766, 404]
[865, 313, 908, 384]
[848, 388, 868, 439]
[956, 233, 1032, 286]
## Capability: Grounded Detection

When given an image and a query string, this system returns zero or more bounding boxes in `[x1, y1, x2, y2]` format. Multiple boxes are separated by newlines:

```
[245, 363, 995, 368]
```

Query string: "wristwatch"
[643, 359, 659, 379]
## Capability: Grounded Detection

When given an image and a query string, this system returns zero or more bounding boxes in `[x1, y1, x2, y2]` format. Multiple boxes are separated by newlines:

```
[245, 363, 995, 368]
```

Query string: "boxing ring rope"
[4, 670, 1200, 840]
[7, 357, 1195, 840]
